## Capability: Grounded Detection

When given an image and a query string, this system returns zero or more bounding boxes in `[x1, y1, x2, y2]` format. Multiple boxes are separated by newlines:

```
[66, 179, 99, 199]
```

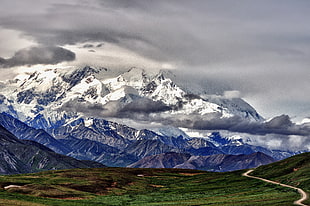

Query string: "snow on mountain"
[179, 128, 246, 147]
[0, 66, 262, 127]
[0, 66, 305, 169]
[151, 126, 191, 139]
[0, 66, 267, 161]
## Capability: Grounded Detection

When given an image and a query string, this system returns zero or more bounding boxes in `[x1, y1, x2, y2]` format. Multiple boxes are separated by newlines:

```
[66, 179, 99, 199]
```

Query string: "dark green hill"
[251, 152, 310, 204]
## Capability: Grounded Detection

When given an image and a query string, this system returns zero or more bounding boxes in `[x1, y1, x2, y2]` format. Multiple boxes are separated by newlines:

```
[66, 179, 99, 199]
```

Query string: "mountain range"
[128, 152, 275, 172]
[0, 112, 294, 170]
[0, 124, 105, 174]
[0, 66, 306, 173]
[0, 66, 261, 126]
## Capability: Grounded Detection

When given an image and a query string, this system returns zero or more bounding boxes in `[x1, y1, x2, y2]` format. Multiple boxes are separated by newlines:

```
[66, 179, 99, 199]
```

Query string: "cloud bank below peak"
[60, 98, 310, 150]
[61, 97, 310, 138]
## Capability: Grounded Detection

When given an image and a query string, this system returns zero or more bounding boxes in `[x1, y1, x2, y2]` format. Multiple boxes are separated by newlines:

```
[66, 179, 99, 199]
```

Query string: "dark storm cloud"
[0, 1, 150, 48]
[82, 44, 94, 48]
[119, 98, 171, 114]
[0, 46, 75, 68]
[60, 97, 171, 118]
[60, 101, 105, 117]
[61, 96, 310, 137]
[1, 0, 310, 67]
[96, 43, 104, 48]
[160, 114, 310, 137]
[101, 98, 171, 118]
[60, 95, 309, 150]
[228, 115, 310, 136]
[0, 57, 5, 64]
[0, 0, 309, 120]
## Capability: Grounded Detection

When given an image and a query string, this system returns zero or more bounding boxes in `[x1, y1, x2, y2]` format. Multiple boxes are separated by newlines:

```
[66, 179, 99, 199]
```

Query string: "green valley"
[0, 165, 305, 206]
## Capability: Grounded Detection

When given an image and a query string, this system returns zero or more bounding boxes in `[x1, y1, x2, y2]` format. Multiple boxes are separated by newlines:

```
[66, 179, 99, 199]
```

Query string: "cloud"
[60, 101, 105, 117]
[138, 113, 310, 151]
[161, 114, 310, 137]
[60, 95, 310, 138]
[119, 98, 171, 114]
[82, 44, 94, 48]
[186, 114, 309, 136]
[59, 97, 309, 150]
[0, 46, 75, 68]
[223, 90, 241, 99]
[96, 43, 104, 48]
[0, 57, 5, 64]
[234, 115, 310, 136]
[60, 96, 171, 118]
[249, 134, 310, 151]
[0, 0, 309, 131]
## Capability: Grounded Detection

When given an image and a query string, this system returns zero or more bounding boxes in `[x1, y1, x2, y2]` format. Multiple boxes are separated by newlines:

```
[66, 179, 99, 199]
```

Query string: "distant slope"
[0, 112, 69, 154]
[252, 152, 310, 204]
[128, 152, 275, 172]
[0, 112, 296, 170]
[0, 124, 105, 174]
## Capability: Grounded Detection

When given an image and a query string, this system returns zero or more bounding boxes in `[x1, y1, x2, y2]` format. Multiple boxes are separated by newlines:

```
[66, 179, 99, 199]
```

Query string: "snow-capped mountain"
[0, 112, 295, 169]
[0, 66, 261, 129]
[0, 66, 302, 170]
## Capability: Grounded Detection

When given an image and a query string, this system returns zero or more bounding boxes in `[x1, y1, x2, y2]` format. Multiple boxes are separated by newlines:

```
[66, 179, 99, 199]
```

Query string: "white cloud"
[0, 28, 37, 58]
[223, 90, 241, 99]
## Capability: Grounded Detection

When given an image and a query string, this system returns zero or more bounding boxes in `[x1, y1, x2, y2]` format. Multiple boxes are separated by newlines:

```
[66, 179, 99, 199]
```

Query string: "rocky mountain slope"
[0, 112, 296, 168]
[0, 66, 261, 128]
[0, 66, 303, 170]
[128, 152, 275, 172]
[0, 124, 105, 174]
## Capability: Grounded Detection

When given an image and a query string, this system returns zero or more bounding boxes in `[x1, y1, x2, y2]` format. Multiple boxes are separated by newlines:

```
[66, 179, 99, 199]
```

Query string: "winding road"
[242, 170, 309, 206]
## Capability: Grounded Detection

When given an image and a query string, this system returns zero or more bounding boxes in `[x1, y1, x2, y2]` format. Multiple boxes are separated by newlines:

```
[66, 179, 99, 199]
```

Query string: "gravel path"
[242, 170, 308, 206]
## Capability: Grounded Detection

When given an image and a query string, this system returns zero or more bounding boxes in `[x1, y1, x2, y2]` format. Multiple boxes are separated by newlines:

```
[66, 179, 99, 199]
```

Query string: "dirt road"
[242, 170, 308, 206]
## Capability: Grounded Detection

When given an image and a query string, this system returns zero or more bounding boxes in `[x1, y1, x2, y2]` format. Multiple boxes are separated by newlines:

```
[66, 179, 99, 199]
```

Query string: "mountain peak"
[0, 65, 263, 131]
[126, 67, 145, 74]
[122, 67, 147, 81]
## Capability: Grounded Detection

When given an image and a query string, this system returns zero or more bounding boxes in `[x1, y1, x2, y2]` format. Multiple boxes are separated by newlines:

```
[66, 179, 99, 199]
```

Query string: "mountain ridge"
[0, 66, 262, 127]
[0, 124, 105, 174]
[0, 112, 298, 169]
[128, 151, 275, 172]
[0, 66, 305, 171]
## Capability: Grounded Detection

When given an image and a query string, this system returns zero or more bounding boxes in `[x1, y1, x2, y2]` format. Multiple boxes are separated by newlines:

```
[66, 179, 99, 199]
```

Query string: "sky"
[0, 0, 310, 121]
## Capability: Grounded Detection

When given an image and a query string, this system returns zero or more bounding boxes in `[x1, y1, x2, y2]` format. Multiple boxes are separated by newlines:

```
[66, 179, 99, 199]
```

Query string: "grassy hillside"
[0, 167, 301, 206]
[252, 152, 310, 205]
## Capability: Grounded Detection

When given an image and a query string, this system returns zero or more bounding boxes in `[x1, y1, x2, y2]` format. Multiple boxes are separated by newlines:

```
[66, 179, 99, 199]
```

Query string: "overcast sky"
[0, 0, 309, 121]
